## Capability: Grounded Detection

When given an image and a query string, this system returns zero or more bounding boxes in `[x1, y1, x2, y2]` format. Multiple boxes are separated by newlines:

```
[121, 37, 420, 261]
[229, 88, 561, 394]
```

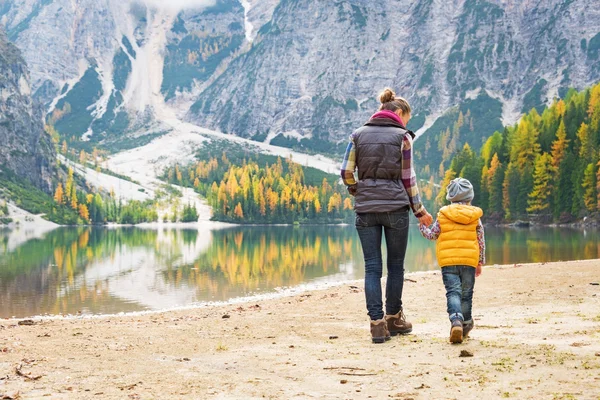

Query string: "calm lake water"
[1, 225, 599, 318]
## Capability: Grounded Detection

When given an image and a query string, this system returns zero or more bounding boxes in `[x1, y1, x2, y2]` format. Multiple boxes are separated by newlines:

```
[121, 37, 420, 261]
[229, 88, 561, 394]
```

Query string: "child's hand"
[476, 264, 482, 277]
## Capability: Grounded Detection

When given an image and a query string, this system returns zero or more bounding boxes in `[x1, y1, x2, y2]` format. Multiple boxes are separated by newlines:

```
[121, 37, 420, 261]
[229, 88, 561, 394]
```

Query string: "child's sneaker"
[385, 310, 413, 335]
[449, 319, 463, 343]
[463, 320, 474, 338]
[370, 319, 391, 344]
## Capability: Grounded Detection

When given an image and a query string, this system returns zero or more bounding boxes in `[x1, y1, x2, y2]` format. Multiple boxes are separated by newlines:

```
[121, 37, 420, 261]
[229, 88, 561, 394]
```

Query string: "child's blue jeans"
[441, 266, 475, 323]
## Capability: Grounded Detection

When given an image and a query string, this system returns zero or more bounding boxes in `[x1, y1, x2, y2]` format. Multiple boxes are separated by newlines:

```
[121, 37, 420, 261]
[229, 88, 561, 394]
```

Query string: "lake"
[1, 225, 598, 318]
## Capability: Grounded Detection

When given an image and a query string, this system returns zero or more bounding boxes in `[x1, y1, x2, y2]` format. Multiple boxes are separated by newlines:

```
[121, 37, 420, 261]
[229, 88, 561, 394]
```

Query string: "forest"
[162, 148, 354, 224]
[437, 83, 600, 223]
[46, 83, 600, 226]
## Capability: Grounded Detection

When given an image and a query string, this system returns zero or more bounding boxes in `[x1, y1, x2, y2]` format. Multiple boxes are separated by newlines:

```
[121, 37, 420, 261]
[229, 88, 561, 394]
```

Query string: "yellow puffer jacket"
[436, 204, 483, 268]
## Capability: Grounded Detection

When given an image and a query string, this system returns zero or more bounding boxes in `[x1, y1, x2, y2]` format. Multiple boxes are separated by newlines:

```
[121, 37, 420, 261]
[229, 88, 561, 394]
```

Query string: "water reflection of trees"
[0, 228, 161, 317]
[161, 227, 363, 298]
[2, 226, 599, 318]
[486, 227, 600, 265]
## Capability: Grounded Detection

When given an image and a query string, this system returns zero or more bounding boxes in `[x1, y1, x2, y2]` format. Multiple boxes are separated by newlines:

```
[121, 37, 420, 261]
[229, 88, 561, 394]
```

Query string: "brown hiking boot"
[463, 320, 474, 338]
[449, 319, 463, 344]
[370, 319, 391, 344]
[385, 310, 413, 336]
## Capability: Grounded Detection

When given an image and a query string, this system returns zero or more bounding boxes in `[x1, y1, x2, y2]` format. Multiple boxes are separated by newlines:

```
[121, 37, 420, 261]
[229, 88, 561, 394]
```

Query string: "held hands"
[476, 264, 482, 277]
[418, 211, 433, 227]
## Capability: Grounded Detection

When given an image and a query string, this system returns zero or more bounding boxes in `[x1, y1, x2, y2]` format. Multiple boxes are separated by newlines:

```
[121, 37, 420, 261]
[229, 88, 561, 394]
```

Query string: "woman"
[341, 88, 433, 343]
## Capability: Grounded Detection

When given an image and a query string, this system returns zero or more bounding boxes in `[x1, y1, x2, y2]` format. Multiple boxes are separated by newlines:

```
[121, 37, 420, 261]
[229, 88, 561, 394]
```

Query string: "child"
[419, 177, 485, 344]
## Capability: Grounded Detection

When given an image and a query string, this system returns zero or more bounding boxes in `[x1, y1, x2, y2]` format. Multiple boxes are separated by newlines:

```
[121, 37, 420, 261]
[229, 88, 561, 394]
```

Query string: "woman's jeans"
[355, 208, 410, 321]
[441, 266, 475, 323]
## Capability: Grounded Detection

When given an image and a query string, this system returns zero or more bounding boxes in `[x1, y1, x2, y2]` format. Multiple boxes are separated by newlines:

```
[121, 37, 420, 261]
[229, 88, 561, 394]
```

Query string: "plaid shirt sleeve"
[401, 135, 426, 218]
[476, 220, 486, 266]
[340, 133, 357, 186]
[419, 220, 440, 241]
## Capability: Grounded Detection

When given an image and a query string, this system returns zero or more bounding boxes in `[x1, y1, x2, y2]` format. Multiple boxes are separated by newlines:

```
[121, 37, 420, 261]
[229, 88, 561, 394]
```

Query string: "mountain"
[187, 0, 600, 150]
[1, 0, 599, 156]
[0, 28, 54, 193]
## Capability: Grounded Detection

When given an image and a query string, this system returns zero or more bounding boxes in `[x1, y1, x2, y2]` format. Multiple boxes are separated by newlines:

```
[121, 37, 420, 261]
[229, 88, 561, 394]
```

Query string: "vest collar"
[364, 118, 415, 139]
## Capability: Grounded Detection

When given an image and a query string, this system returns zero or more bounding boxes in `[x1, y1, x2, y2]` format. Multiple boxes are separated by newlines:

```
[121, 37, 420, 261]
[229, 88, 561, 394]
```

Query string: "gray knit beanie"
[446, 177, 474, 203]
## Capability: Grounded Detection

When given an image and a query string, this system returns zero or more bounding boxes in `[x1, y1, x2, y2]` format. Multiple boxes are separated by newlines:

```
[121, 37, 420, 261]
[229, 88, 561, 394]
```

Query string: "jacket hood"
[439, 204, 483, 225]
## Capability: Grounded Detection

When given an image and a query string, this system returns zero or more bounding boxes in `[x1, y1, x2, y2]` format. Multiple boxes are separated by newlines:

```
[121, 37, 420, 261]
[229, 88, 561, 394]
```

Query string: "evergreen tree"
[517, 165, 534, 217]
[554, 153, 575, 218]
[446, 82, 600, 222]
[181, 203, 199, 223]
[582, 163, 597, 213]
[527, 154, 554, 214]
[502, 162, 520, 220]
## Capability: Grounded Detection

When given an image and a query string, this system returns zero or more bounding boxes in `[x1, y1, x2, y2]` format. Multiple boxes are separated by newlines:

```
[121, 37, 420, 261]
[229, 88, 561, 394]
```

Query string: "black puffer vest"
[353, 117, 414, 213]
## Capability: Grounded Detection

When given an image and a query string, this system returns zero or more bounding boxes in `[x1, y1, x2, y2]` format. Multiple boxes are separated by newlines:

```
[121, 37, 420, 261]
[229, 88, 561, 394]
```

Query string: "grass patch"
[0, 168, 79, 225]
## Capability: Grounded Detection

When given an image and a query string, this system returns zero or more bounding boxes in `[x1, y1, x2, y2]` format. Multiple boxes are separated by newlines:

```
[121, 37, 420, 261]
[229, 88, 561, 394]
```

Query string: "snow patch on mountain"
[122, 9, 175, 116]
[239, 0, 254, 42]
[485, 89, 522, 127]
[140, 0, 216, 11]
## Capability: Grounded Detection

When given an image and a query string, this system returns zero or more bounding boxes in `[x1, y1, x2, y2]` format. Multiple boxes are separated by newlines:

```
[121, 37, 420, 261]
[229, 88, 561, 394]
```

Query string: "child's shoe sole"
[450, 326, 463, 343]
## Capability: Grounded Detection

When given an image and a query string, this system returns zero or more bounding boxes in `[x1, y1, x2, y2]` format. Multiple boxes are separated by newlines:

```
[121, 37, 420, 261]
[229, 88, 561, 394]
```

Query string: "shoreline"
[1, 259, 599, 399]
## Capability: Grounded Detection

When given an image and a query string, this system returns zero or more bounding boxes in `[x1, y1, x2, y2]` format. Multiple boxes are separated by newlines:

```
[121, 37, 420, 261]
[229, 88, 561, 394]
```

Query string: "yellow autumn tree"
[343, 197, 353, 210]
[70, 186, 78, 210]
[65, 167, 74, 201]
[314, 197, 322, 214]
[550, 121, 568, 169]
[54, 183, 64, 204]
[436, 169, 456, 208]
[597, 160, 600, 211]
[92, 148, 99, 167]
[327, 193, 342, 213]
[233, 203, 244, 219]
[79, 204, 90, 222]
[588, 83, 600, 133]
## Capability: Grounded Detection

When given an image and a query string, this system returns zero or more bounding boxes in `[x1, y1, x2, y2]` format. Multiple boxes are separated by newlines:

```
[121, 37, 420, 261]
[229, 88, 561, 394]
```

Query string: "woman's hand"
[347, 184, 357, 196]
[418, 212, 433, 227]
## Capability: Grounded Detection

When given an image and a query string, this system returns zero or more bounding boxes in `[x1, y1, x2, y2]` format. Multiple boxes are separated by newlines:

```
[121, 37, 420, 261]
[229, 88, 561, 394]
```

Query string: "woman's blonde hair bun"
[379, 88, 396, 104]
[377, 87, 412, 115]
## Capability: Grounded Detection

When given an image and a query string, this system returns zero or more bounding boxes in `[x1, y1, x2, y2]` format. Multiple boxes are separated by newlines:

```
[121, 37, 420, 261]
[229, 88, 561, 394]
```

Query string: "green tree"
[527, 154, 554, 214]
[582, 162, 597, 213]
[181, 203, 199, 223]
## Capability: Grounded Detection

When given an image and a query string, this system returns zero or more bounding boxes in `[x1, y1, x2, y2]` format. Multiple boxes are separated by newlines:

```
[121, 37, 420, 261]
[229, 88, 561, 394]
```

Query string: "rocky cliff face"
[187, 0, 600, 146]
[0, 29, 54, 192]
[0, 0, 248, 146]
[1, 0, 599, 152]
